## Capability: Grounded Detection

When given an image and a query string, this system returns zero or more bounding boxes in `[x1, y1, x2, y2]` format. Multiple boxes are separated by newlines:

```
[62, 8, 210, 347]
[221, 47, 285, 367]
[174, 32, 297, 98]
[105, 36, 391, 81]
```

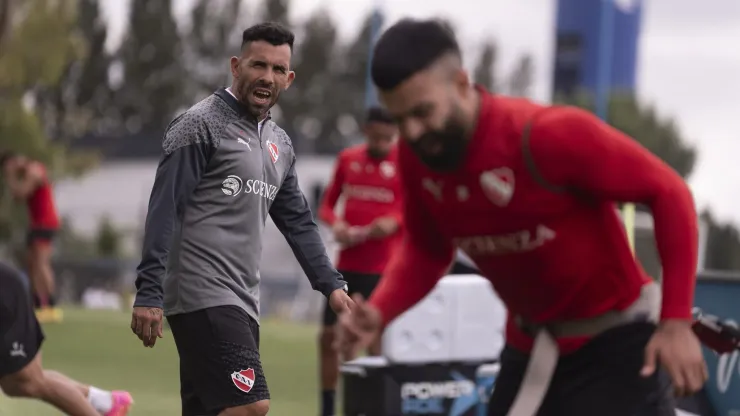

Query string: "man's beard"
[409, 115, 469, 172]
[236, 79, 279, 117]
[367, 147, 388, 159]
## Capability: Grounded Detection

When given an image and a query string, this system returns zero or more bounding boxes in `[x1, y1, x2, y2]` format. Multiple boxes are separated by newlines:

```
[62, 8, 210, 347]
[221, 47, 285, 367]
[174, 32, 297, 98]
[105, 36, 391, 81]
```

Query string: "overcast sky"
[100, 0, 740, 224]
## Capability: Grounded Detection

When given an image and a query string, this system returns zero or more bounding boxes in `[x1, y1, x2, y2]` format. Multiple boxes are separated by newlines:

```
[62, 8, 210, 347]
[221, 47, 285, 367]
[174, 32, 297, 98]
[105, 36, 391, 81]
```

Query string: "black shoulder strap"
[521, 119, 566, 193]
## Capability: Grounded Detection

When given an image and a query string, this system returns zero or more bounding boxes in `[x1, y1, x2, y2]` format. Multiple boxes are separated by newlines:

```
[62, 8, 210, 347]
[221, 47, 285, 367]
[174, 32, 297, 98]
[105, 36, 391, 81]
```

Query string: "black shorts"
[167, 306, 269, 415]
[322, 271, 381, 326]
[488, 322, 676, 416]
[26, 228, 57, 247]
[0, 262, 44, 377]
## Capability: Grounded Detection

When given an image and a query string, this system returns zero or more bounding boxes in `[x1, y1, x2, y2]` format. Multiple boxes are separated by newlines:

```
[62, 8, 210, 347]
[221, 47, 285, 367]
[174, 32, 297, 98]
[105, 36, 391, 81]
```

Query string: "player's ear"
[454, 68, 470, 94]
[230, 56, 240, 78]
[285, 71, 296, 90]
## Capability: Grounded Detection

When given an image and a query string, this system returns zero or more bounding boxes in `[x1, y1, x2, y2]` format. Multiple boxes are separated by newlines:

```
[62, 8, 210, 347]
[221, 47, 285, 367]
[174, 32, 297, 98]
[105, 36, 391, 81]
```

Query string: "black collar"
[214, 88, 272, 124]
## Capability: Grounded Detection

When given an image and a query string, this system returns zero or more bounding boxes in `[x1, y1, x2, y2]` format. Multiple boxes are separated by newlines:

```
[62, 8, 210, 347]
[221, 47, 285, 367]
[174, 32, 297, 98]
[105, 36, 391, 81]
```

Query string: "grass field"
[0, 308, 323, 415]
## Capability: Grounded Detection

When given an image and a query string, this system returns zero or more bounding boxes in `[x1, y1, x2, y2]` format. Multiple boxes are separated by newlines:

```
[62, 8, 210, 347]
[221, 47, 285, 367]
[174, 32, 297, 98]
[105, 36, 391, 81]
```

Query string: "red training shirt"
[319, 144, 403, 274]
[27, 164, 60, 229]
[369, 91, 698, 354]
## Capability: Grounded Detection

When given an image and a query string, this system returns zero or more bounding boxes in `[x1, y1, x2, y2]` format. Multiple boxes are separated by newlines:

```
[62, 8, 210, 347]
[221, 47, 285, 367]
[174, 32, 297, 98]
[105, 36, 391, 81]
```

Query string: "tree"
[73, 0, 112, 114]
[701, 211, 740, 271]
[32, 0, 113, 148]
[54, 216, 98, 259]
[96, 215, 122, 258]
[259, 0, 290, 27]
[473, 40, 497, 92]
[0, 0, 11, 47]
[322, 12, 378, 153]
[507, 54, 534, 98]
[184, 0, 244, 99]
[280, 8, 340, 153]
[556, 91, 740, 273]
[114, 0, 186, 133]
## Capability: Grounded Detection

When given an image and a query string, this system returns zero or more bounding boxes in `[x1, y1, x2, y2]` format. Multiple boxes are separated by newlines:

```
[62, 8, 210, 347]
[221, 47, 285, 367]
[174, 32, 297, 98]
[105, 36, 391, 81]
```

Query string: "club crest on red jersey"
[379, 161, 396, 179]
[480, 168, 515, 207]
[267, 141, 279, 164]
[231, 368, 256, 393]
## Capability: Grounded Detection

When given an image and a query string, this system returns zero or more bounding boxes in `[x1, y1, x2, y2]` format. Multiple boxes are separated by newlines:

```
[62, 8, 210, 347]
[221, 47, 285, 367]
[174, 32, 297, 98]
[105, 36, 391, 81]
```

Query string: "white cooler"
[382, 274, 507, 364]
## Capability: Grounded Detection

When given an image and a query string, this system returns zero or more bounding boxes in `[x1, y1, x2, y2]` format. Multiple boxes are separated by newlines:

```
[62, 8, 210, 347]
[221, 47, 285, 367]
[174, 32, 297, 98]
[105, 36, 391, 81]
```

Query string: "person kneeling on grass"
[0, 261, 133, 416]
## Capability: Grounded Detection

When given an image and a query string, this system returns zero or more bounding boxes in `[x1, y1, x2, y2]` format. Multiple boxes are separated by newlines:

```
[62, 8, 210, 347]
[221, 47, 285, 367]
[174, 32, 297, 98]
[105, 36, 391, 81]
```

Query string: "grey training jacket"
[134, 88, 346, 322]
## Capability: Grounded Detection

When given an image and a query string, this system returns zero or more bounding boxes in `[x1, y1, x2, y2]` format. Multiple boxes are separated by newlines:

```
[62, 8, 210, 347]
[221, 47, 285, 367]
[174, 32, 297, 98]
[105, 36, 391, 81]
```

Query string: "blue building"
[552, 0, 644, 97]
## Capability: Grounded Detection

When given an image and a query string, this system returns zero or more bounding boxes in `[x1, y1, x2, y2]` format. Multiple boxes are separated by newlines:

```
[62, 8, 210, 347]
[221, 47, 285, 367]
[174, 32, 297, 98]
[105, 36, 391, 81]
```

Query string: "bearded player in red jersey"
[337, 19, 706, 416]
[317, 107, 402, 416]
[1, 152, 62, 323]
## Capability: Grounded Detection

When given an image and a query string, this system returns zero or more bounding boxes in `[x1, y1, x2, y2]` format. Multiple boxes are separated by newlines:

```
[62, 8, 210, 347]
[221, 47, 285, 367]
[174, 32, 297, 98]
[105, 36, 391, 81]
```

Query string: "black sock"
[48, 294, 57, 307]
[32, 294, 41, 308]
[321, 390, 335, 416]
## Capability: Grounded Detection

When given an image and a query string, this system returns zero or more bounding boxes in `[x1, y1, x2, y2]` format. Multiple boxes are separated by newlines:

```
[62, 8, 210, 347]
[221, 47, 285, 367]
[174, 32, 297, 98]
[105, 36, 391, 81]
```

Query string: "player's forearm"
[135, 208, 171, 308]
[283, 216, 347, 296]
[272, 161, 347, 296]
[134, 143, 210, 308]
[648, 185, 698, 320]
[319, 157, 345, 226]
[134, 170, 177, 307]
[134, 268, 165, 307]
[318, 203, 338, 226]
[367, 216, 401, 239]
[369, 244, 453, 327]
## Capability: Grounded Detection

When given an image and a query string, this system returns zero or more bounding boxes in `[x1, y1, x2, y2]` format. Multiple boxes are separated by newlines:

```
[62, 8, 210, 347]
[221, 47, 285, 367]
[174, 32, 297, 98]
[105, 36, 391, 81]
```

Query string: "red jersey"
[319, 144, 403, 274]
[369, 91, 698, 353]
[27, 165, 60, 229]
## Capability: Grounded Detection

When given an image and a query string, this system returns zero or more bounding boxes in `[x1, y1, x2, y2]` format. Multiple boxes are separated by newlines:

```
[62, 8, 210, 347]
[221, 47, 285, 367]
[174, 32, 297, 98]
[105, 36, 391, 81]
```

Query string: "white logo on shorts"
[9, 342, 25, 358]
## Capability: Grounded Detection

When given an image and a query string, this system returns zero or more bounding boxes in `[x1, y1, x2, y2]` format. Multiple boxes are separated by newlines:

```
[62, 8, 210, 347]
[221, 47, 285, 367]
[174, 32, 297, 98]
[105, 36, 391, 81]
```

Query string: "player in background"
[317, 107, 401, 416]
[0, 152, 62, 323]
[0, 262, 133, 415]
[338, 19, 706, 416]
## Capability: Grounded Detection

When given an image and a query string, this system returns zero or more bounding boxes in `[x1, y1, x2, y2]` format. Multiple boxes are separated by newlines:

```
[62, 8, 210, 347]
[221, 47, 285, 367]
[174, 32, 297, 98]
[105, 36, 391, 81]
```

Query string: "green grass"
[0, 308, 322, 415]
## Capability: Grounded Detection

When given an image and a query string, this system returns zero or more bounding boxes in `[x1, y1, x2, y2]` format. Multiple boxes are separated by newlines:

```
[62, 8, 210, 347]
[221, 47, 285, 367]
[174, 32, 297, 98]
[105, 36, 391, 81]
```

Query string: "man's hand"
[641, 319, 708, 396]
[333, 221, 368, 248]
[131, 306, 164, 348]
[332, 221, 352, 245]
[328, 288, 355, 315]
[366, 217, 398, 239]
[336, 294, 382, 361]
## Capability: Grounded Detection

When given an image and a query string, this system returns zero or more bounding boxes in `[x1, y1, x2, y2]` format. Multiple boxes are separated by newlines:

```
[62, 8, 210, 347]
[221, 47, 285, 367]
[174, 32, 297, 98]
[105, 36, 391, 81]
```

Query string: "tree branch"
[0, 0, 11, 48]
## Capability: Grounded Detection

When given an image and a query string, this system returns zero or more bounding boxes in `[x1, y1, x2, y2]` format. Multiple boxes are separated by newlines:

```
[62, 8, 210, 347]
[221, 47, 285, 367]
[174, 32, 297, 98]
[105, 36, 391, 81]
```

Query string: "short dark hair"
[366, 106, 394, 124]
[371, 18, 461, 91]
[0, 151, 16, 167]
[241, 22, 295, 51]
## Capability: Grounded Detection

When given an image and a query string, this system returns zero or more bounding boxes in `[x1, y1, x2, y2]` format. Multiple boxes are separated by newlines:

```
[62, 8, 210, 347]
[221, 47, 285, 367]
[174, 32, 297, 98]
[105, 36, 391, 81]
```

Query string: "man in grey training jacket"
[130, 22, 354, 416]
